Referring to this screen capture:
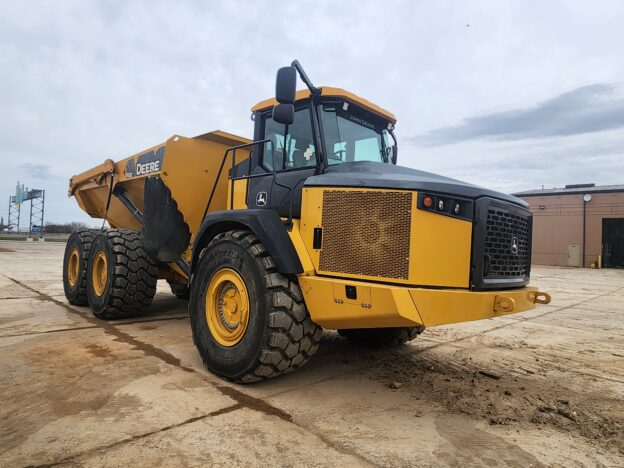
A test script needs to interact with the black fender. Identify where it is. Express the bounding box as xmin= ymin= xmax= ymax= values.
xmin=191 ymin=209 xmax=303 ymax=277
